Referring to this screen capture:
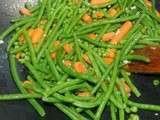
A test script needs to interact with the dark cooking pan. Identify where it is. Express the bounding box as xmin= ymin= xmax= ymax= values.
xmin=0 ymin=0 xmax=160 ymax=120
